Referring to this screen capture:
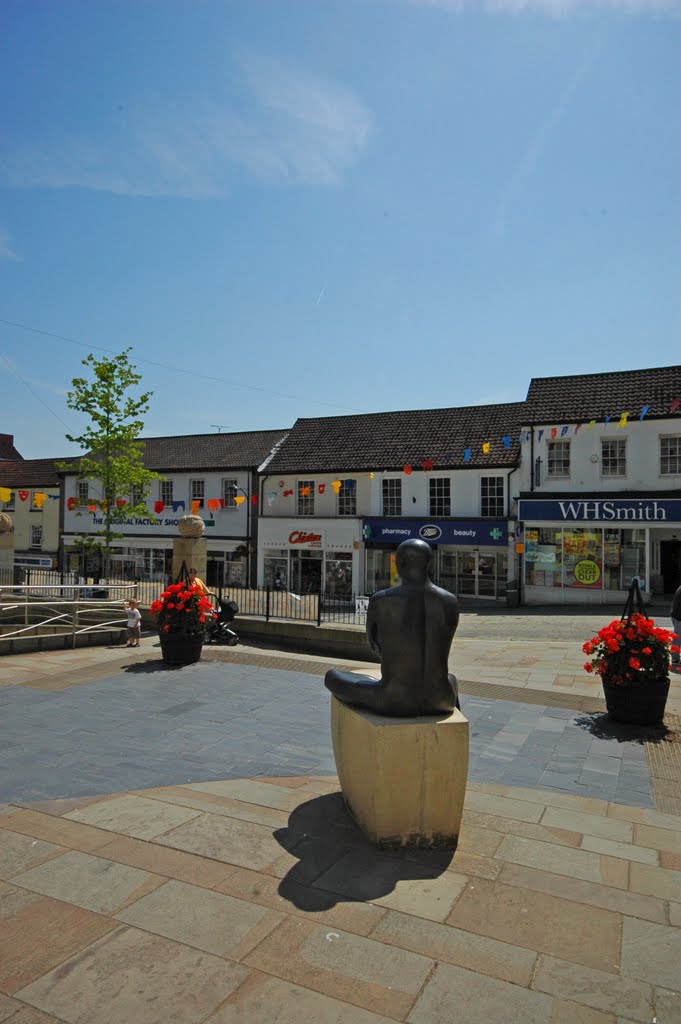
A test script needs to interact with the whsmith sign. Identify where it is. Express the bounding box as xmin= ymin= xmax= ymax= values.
xmin=518 ymin=499 xmax=681 ymax=523
xmin=362 ymin=518 xmax=508 ymax=547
